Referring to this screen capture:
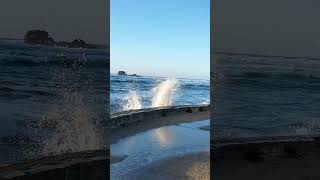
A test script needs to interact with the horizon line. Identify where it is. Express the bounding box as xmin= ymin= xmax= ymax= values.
xmin=215 ymin=50 xmax=320 ymax=60
xmin=0 ymin=37 xmax=109 ymax=47
xmin=110 ymin=72 xmax=209 ymax=80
